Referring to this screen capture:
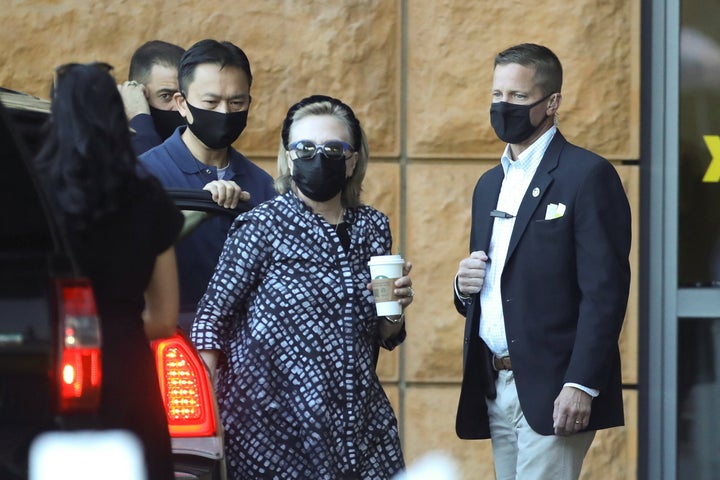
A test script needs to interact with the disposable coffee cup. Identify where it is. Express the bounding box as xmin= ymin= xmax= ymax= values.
xmin=368 ymin=254 xmax=405 ymax=316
